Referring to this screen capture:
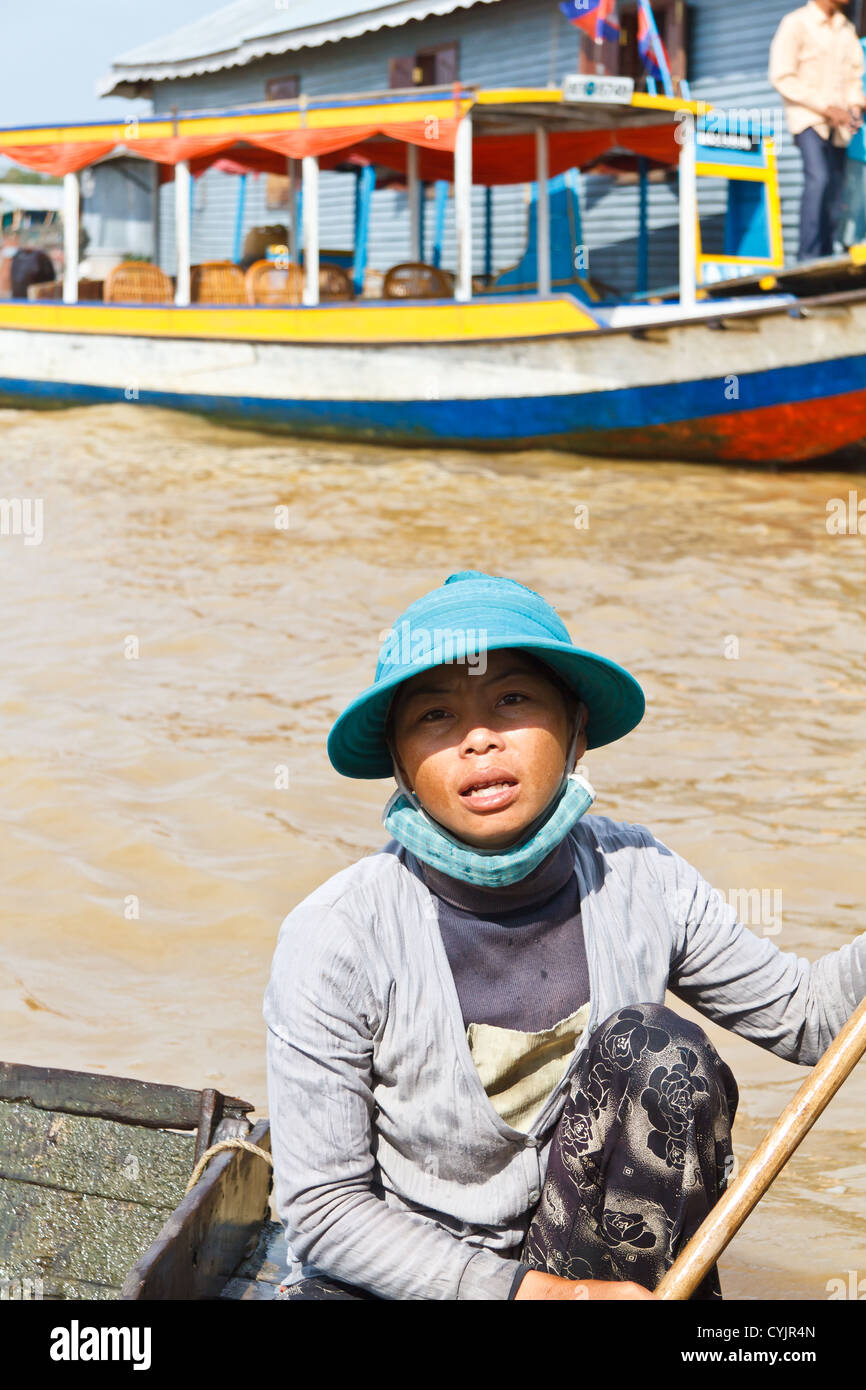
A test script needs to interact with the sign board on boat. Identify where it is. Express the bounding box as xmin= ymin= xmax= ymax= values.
xmin=562 ymin=75 xmax=635 ymax=105
xmin=698 ymin=260 xmax=775 ymax=286
xmin=696 ymin=129 xmax=760 ymax=155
